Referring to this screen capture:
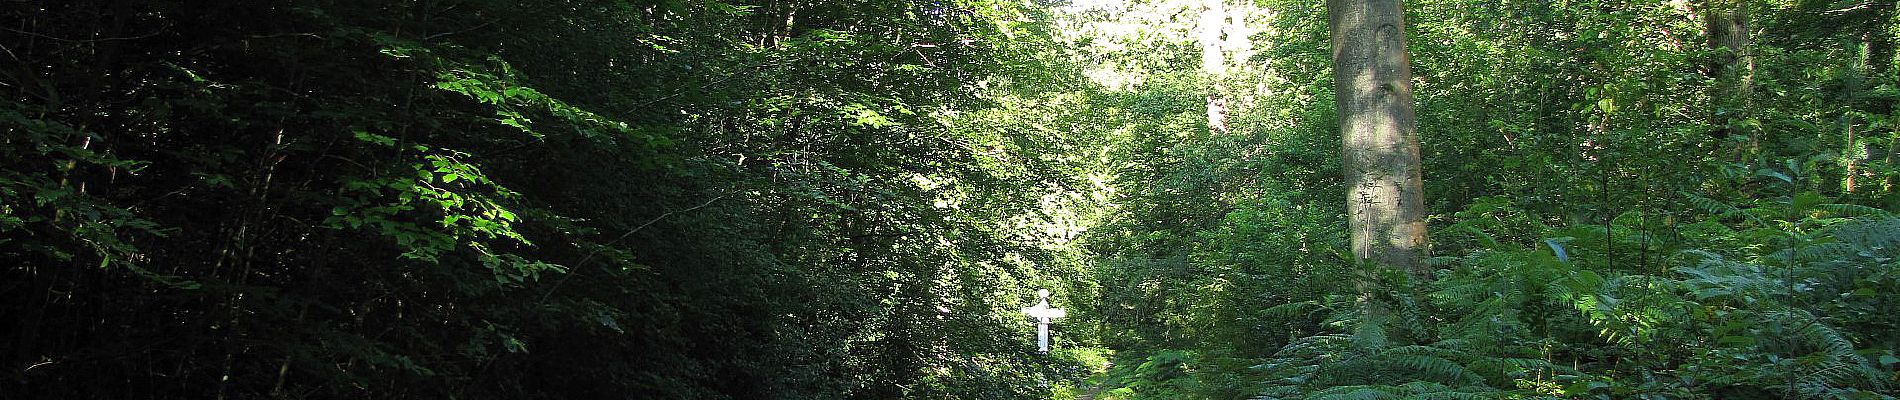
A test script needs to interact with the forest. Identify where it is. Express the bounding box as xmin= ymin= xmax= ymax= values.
xmin=4 ymin=0 xmax=1899 ymax=398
